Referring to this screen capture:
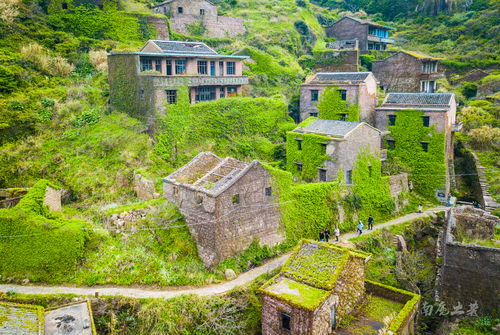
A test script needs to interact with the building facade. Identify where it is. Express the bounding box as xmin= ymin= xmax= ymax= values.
xmin=163 ymin=152 xmax=283 ymax=268
xmin=260 ymin=240 xmax=420 ymax=335
xmin=375 ymin=93 xmax=457 ymax=196
xmin=108 ymin=40 xmax=248 ymax=122
xmin=372 ymin=51 xmax=444 ymax=93
xmin=152 ymin=0 xmax=245 ymax=38
xmin=299 ymin=72 xmax=378 ymax=123
xmin=325 ymin=16 xmax=394 ymax=53
xmin=287 ymin=119 xmax=381 ymax=183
